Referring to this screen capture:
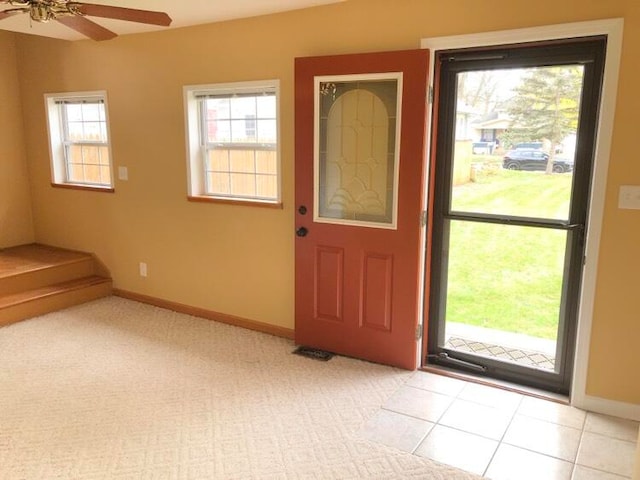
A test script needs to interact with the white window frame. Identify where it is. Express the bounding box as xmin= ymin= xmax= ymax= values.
xmin=44 ymin=90 xmax=114 ymax=191
xmin=183 ymin=80 xmax=281 ymax=206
